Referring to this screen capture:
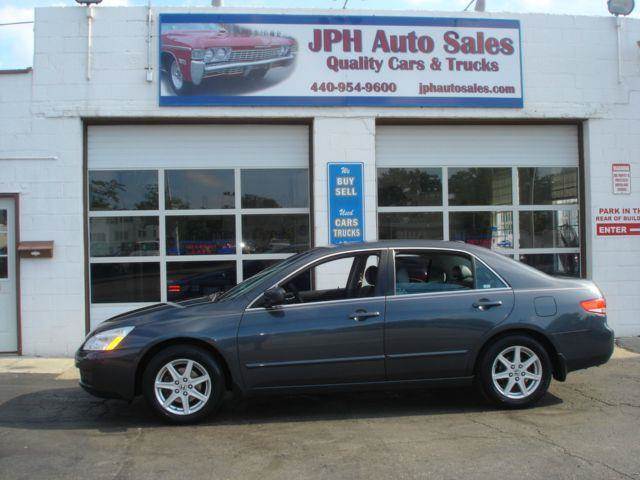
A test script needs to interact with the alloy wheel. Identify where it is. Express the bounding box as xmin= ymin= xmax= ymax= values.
xmin=170 ymin=61 xmax=184 ymax=91
xmin=491 ymin=345 xmax=542 ymax=400
xmin=154 ymin=358 xmax=212 ymax=416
